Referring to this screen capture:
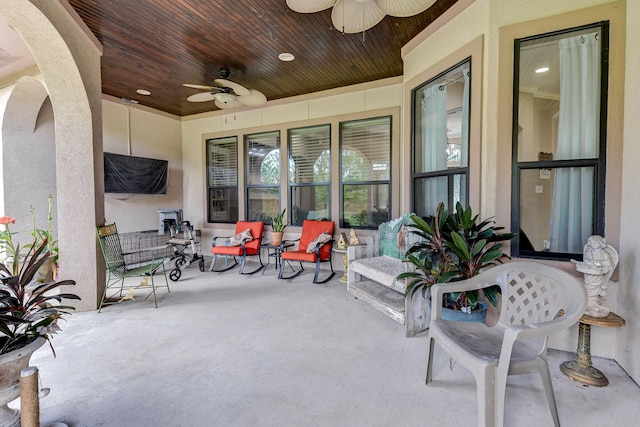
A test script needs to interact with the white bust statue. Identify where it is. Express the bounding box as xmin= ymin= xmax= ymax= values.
xmin=572 ymin=235 xmax=618 ymax=317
